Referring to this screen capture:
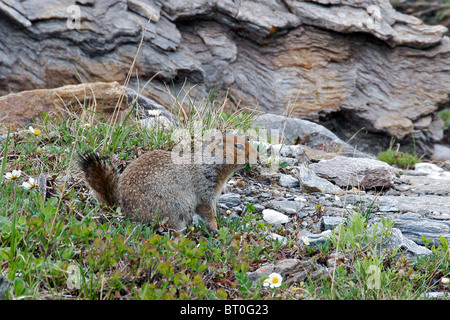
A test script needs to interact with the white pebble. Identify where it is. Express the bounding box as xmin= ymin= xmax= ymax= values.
xmin=262 ymin=209 xmax=289 ymax=225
